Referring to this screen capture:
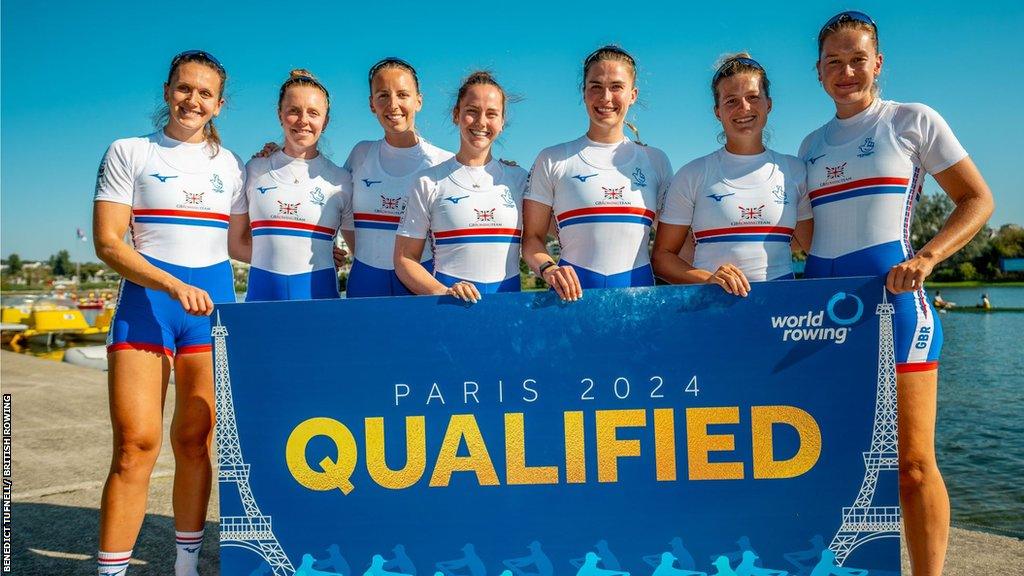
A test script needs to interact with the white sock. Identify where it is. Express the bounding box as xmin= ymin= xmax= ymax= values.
xmin=175 ymin=529 xmax=204 ymax=576
xmin=98 ymin=550 xmax=132 ymax=576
